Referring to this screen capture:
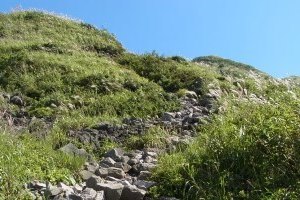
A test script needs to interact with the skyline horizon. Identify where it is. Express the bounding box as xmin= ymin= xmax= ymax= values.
xmin=1 ymin=1 xmax=300 ymax=78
